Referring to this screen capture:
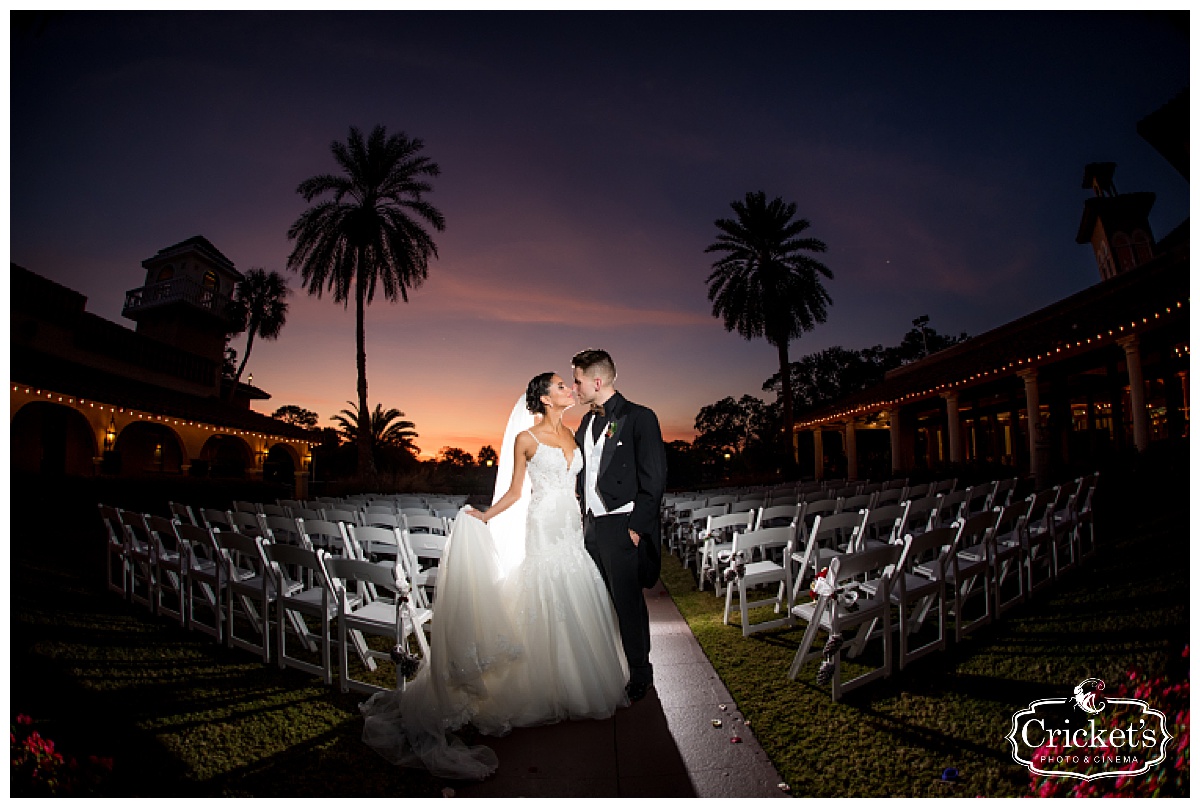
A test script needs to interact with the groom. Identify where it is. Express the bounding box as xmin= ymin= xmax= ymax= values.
xmin=572 ymin=348 xmax=668 ymax=702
